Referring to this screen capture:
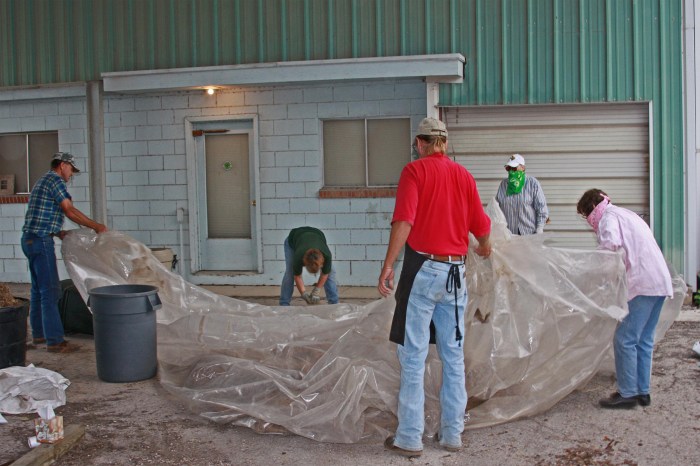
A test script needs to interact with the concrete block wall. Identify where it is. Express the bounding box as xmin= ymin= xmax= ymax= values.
xmin=104 ymin=79 xmax=427 ymax=286
xmin=0 ymin=97 xmax=89 ymax=283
